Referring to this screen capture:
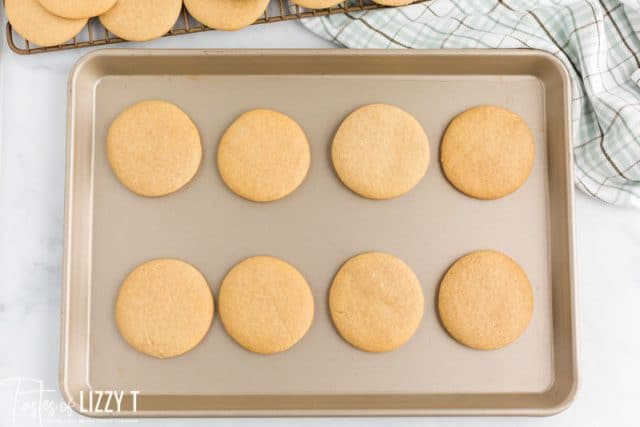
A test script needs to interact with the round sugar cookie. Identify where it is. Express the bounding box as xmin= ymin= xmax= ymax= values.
xmin=291 ymin=0 xmax=343 ymax=9
xmin=217 ymin=109 xmax=310 ymax=202
xmin=438 ymin=250 xmax=534 ymax=350
xmin=372 ymin=0 xmax=415 ymax=5
xmin=116 ymin=259 xmax=214 ymax=358
xmin=38 ymin=0 xmax=118 ymax=19
xmin=107 ymin=100 xmax=202 ymax=197
xmin=331 ymin=104 xmax=430 ymax=200
xmin=99 ymin=0 xmax=182 ymax=42
xmin=5 ymin=0 xmax=86 ymax=47
xmin=184 ymin=0 xmax=270 ymax=31
xmin=218 ymin=256 xmax=314 ymax=354
xmin=329 ymin=252 xmax=424 ymax=352
xmin=440 ymin=105 xmax=535 ymax=200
